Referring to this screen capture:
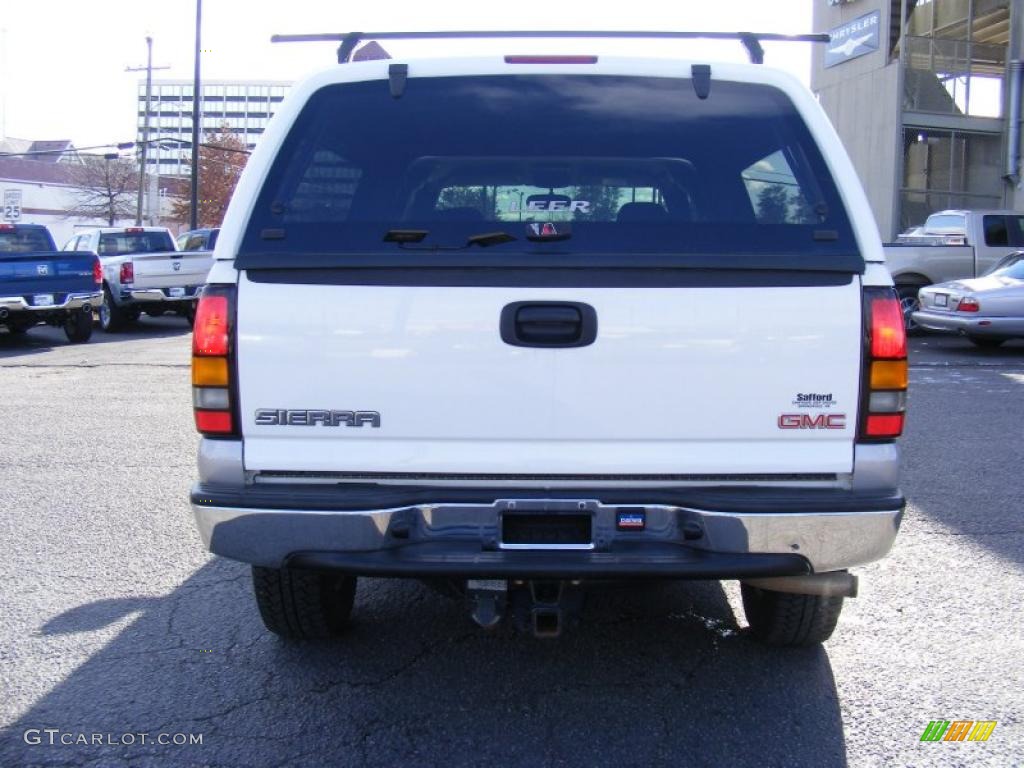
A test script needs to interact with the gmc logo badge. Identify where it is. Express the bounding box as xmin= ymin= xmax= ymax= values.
xmin=778 ymin=413 xmax=847 ymax=430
